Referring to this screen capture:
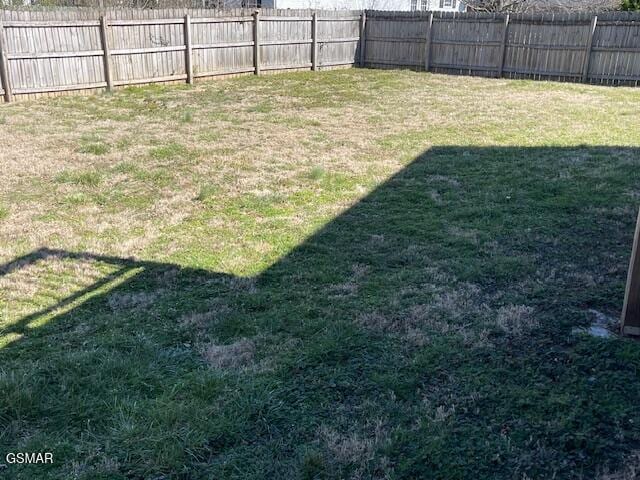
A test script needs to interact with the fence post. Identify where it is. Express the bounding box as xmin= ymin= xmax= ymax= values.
xmin=359 ymin=11 xmax=366 ymax=67
xmin=0 ymin=22 xmax=13 ymax=103
xmin=582 ymin=15 xmax=597 ymax=83
xmin=253 ymin=10 xmax=261 ymax=75
xmin=99 ymin=16 xmax=113 ymax=92
xmin=622 ymin=208 xmax=640 ymax=336
xmin=424 ymin=12 xmax=433 ymax=72
xmin=184 ymin=14 xmax=193 ymax=85
xmin=497 ymin=13 xmax=510 ymax=78
xmin=311 ymin=12 xmax=318 ymax=71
